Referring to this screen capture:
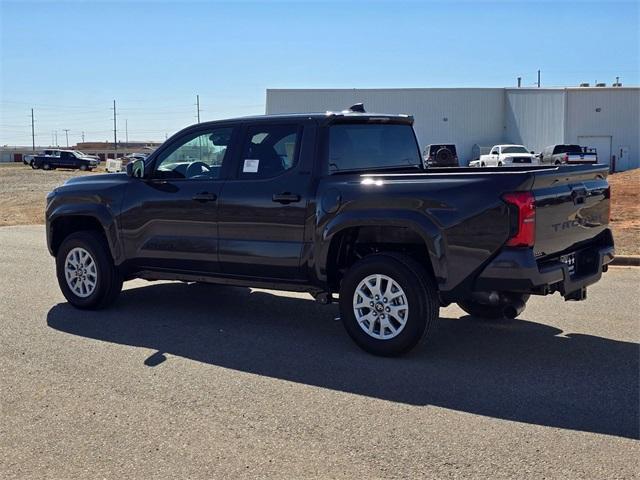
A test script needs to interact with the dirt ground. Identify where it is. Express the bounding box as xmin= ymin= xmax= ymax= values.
xmin=0 ymin=163 xmax=94 ymax=226
xmin=609 ymin=169 xmax=640 ymax=255
xmin=0 ymin=163 xmax=638 ymax=254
